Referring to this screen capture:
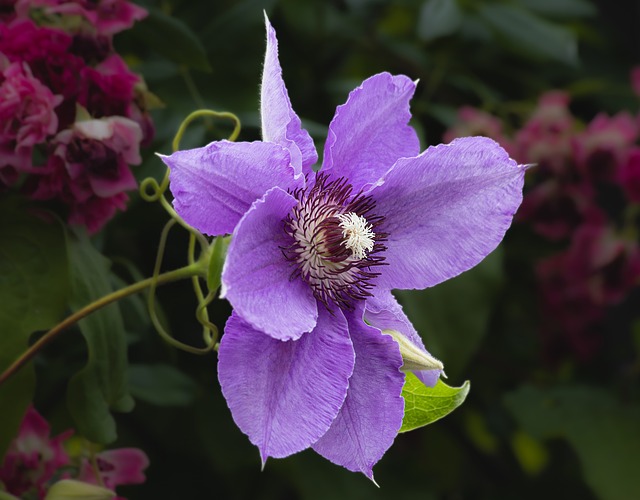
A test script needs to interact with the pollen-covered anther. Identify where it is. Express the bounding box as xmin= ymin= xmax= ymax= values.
xmin=337 ymin=212 xmax=375 ymax=259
